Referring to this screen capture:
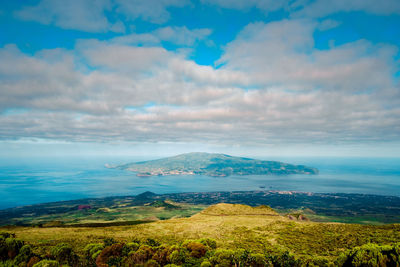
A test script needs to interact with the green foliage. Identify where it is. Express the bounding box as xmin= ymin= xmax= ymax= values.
xmin=198 ymin=238 xmax=217 ymax=249
xmin=32 ymin=260 xmax=59 ymax=267
xmin=14 ymin=244 xmax=33 ymax=265
xmin=96 ymin=243 xmax=124 ymax=267
xmin=129 ymin=244 xmax=153 ymax=264
xmin=184 ymin=241 xmax=208 ymax=258
xmin=146 ymin=238 xmax=161 ymax=247
xmin=249 ymin=253 xmax=270 ymax=267
xmin=122 ymin=242 xmax=139 ymax=256
xmin=269 ymin=251 xmax=301 ymax=267
xmin=103 ymin=237 xmax=117 ymax=247
xmin=210 ymin=249 xmax=235 ymax=266
xmin=200 ymin=260 xmax=212 ymax=267
xmin=0 ymin=237 xmax=24 ymax=260
xmin=338 ymin=242 xmax=400 ymax=267
xmin=0 ymin=233 xmax=14 ymax=240
xmin=50 ymin=242 xmax=77 ymax=265
xmin=145 ymin=259 xmax=160 ymax=267
xmin=83 ymin=243 xmax=104 ymax=266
